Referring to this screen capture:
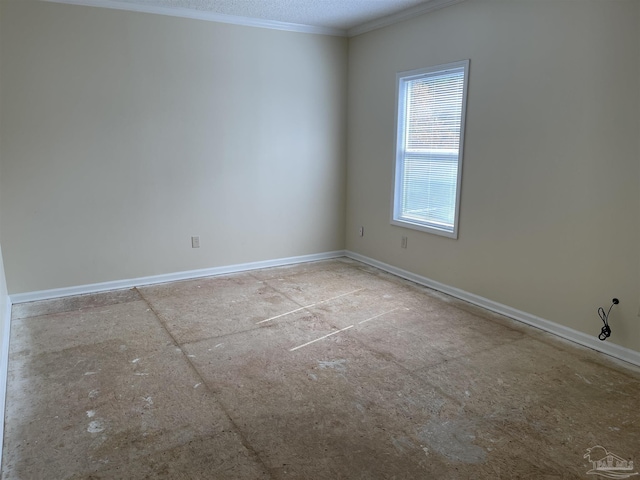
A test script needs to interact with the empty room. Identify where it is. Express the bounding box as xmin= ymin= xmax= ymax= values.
xmin=0 ymin=0 xmax=639 ymax=478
